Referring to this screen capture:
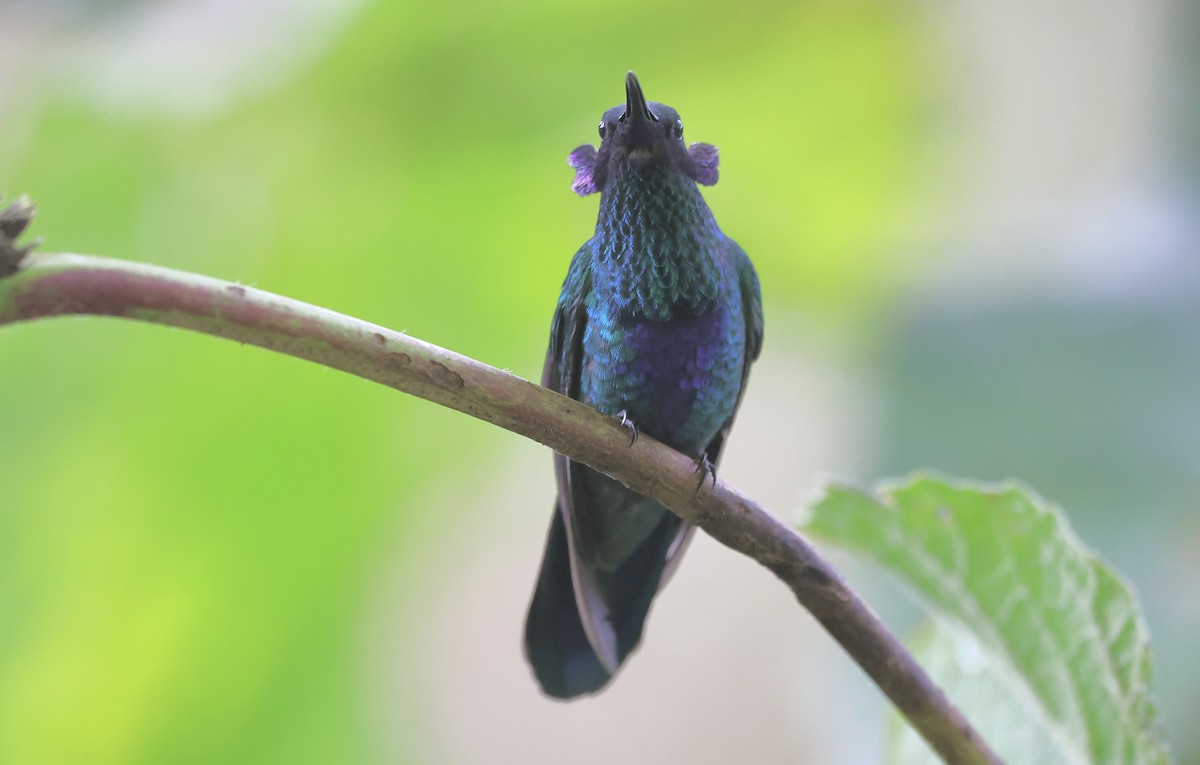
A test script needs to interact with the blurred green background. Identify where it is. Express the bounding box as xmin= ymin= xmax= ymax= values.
xmin=1 ymin=0 xmax=1197 ymax=762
